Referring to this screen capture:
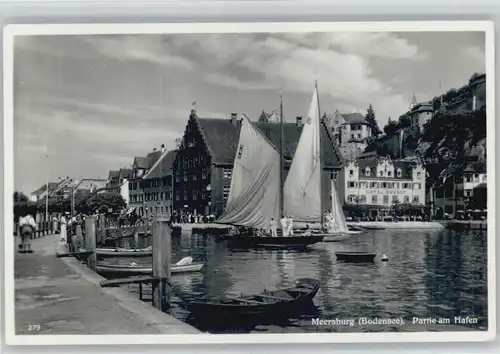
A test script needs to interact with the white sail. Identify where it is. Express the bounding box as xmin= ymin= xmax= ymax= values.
xmin=283 ymin=86 xmax=322 ymax=222
xmin=217 ymin=114 xmax=280 ymax=229
xmin=330 ymin=179 xmax=349 ymax=233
